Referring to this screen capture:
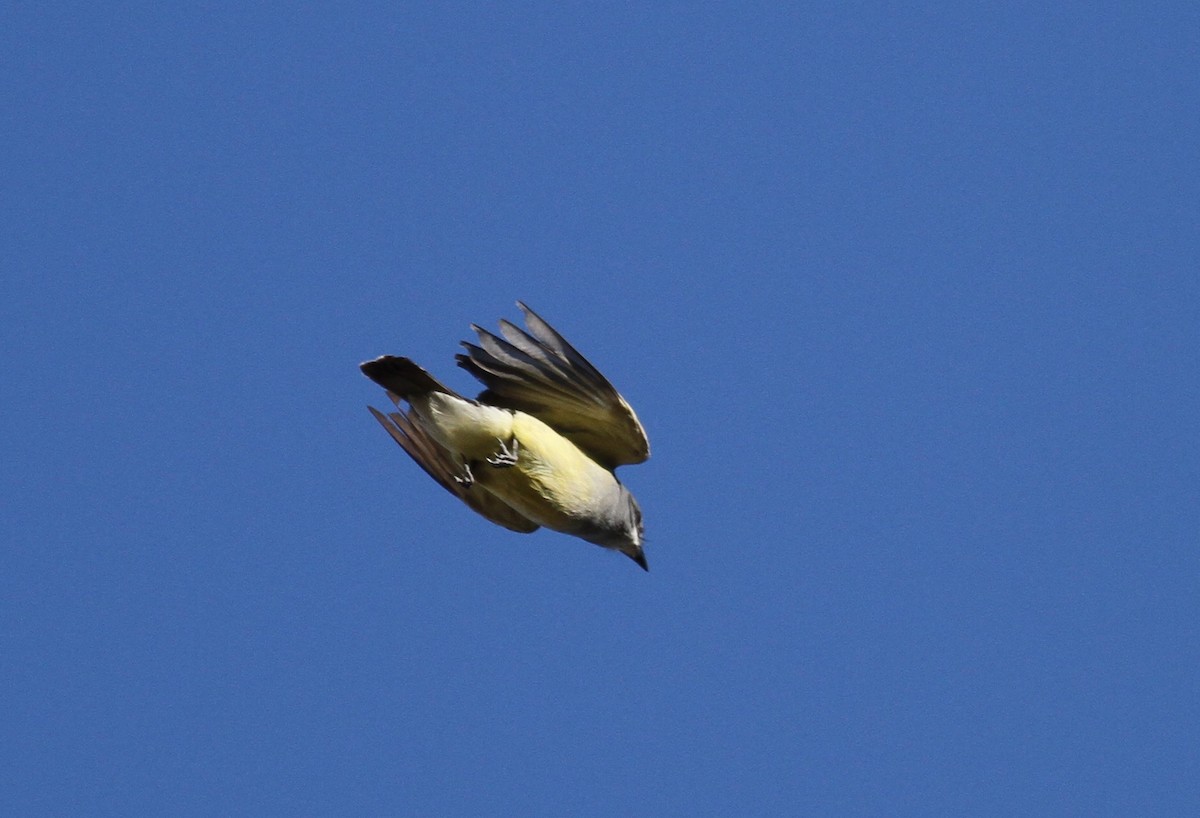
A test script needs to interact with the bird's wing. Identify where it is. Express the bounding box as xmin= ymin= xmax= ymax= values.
xmin=455 ymin=302 xmax=649 ymax=469
xmin=367 ymin=400 xmax=540 ymax=534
